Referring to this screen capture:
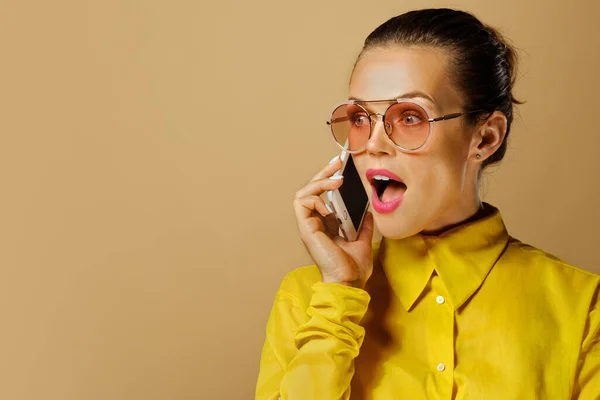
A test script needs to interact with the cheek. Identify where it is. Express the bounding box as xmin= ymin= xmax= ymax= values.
xmin=409 ymin=132 xmax=469 ymax=191
xmin=353 ymin=154 xmax=366 ymax=174
xmin=432 ymin=125 xmax=469 ymax=166
xmin=409 ymin=159 xmax=448 ymax=189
